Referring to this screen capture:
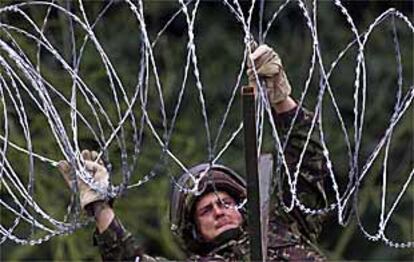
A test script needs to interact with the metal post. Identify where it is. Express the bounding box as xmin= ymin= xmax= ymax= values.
xmin=258 ymin=153 xmax=273 ymax=260
xmin=242 ymin=85 xmax=264 ymax=261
